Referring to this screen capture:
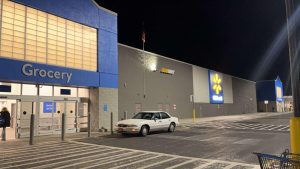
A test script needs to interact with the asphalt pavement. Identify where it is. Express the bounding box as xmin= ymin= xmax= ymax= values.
xmin=76 ymin=112 xmax=291 ymax=165
xmin=0 ymin=112 xmax=292 ymax=168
